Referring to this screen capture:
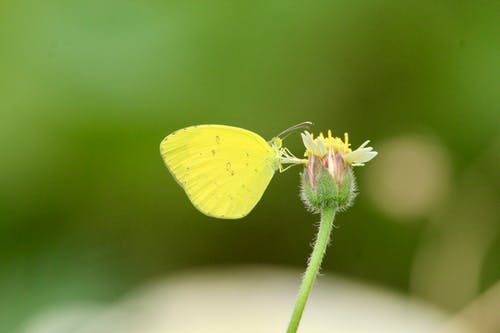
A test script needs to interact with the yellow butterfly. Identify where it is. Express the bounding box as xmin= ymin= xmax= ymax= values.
xmin=160 ymin=123 xmax=310 ymax=219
